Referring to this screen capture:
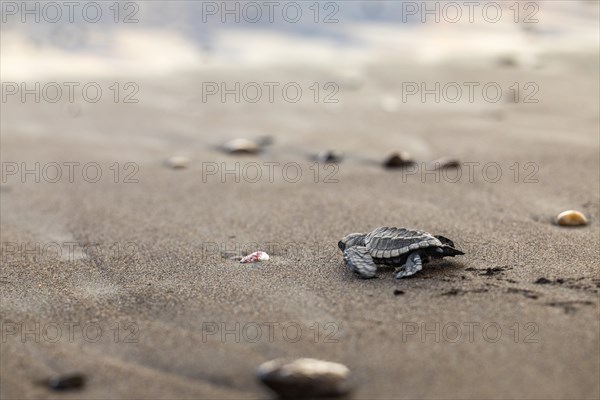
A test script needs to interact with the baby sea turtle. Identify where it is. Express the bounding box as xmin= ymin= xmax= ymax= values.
xmin=338 ymin=227 xmax=464 ymax=279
